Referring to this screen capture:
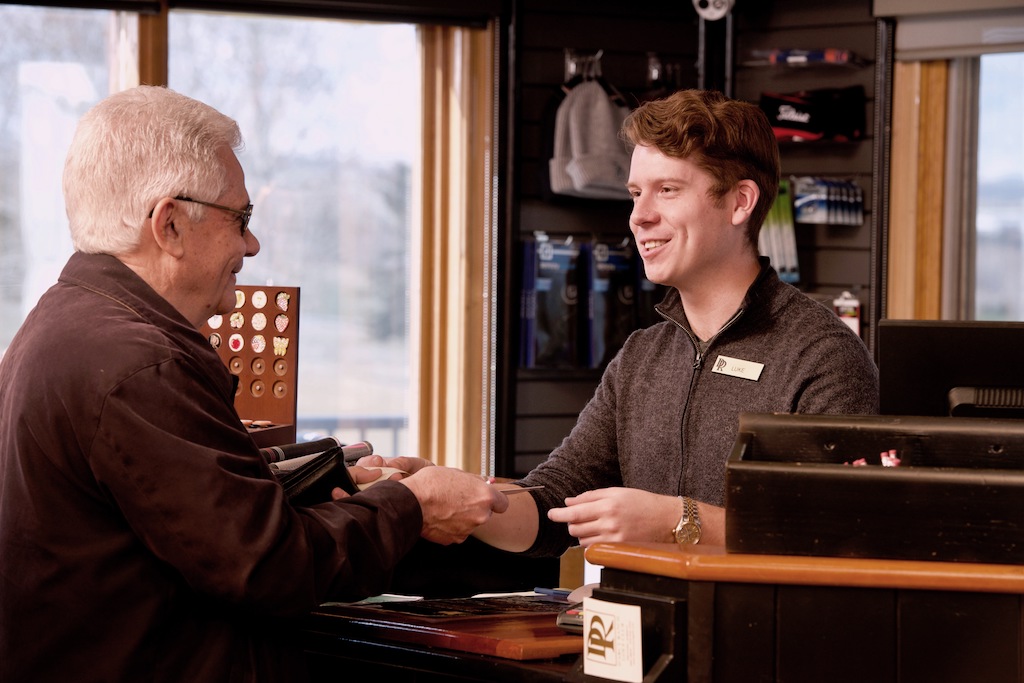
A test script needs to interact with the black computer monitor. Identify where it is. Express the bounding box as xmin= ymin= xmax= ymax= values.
xmin=878 ymin=319 xmax=1024 ymax=418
